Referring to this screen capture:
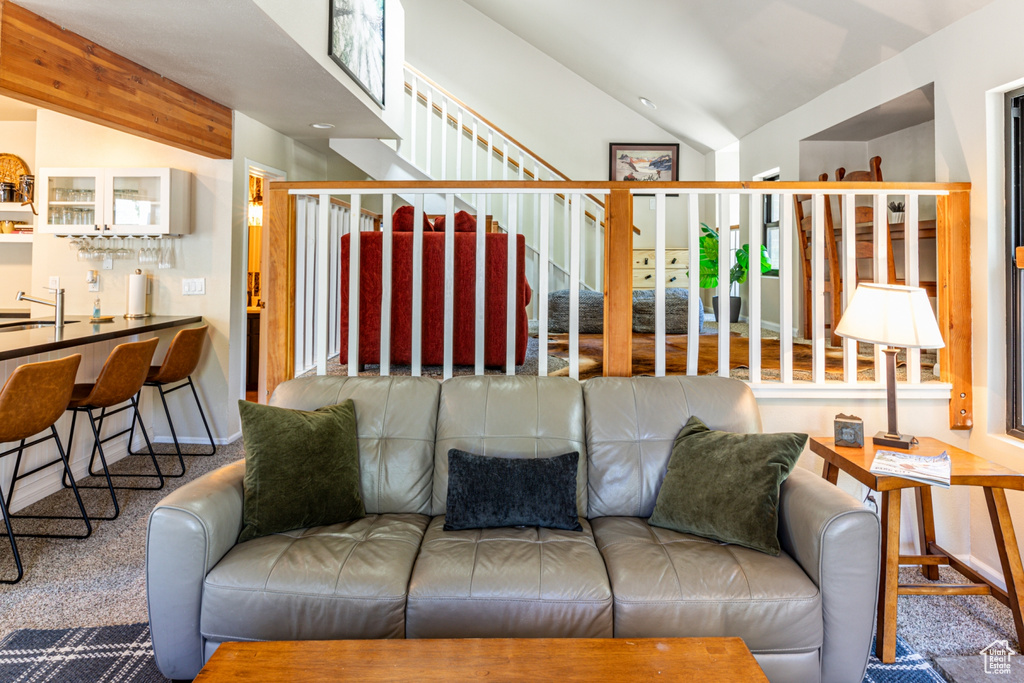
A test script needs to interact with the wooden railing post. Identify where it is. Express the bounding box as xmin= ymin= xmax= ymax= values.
xmin=936 ymin=190 xmax=972 ymax=429
xmin=265 ymin=185 xmax=297 ymax=401
xmin=603 ymin=189 xmax=633 ymax=376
